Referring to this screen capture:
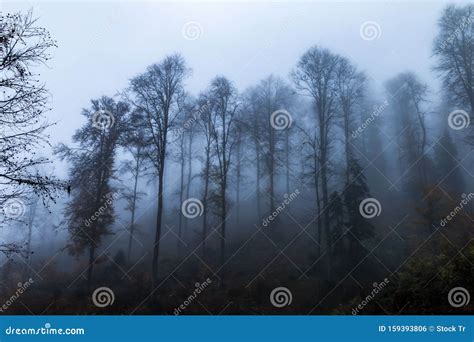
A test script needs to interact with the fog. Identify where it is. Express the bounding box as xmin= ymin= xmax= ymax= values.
xmin=0 ymin=0 xmax=473 ymax=315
